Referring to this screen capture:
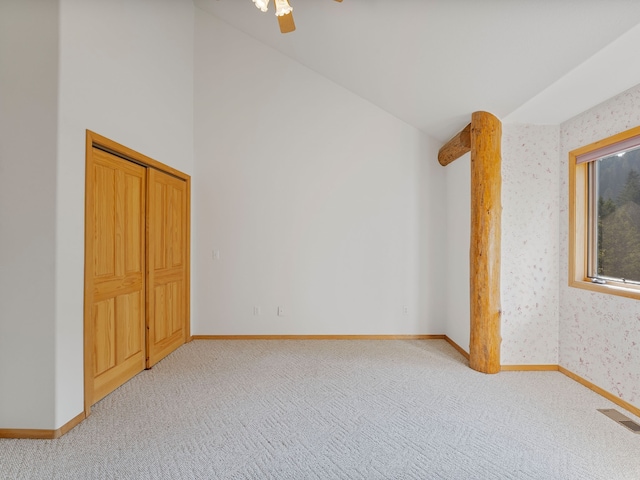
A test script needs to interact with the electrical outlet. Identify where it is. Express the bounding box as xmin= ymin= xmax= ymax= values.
xmin=253 ymin=306 xmax=261 ymax=316
xmin=277 ymin=306 xmax=285 ymax=317
xmin=212 ymin=249 xmax=220 ymax=260
xmin=403 ymin=305 xmax=409 ymax=315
